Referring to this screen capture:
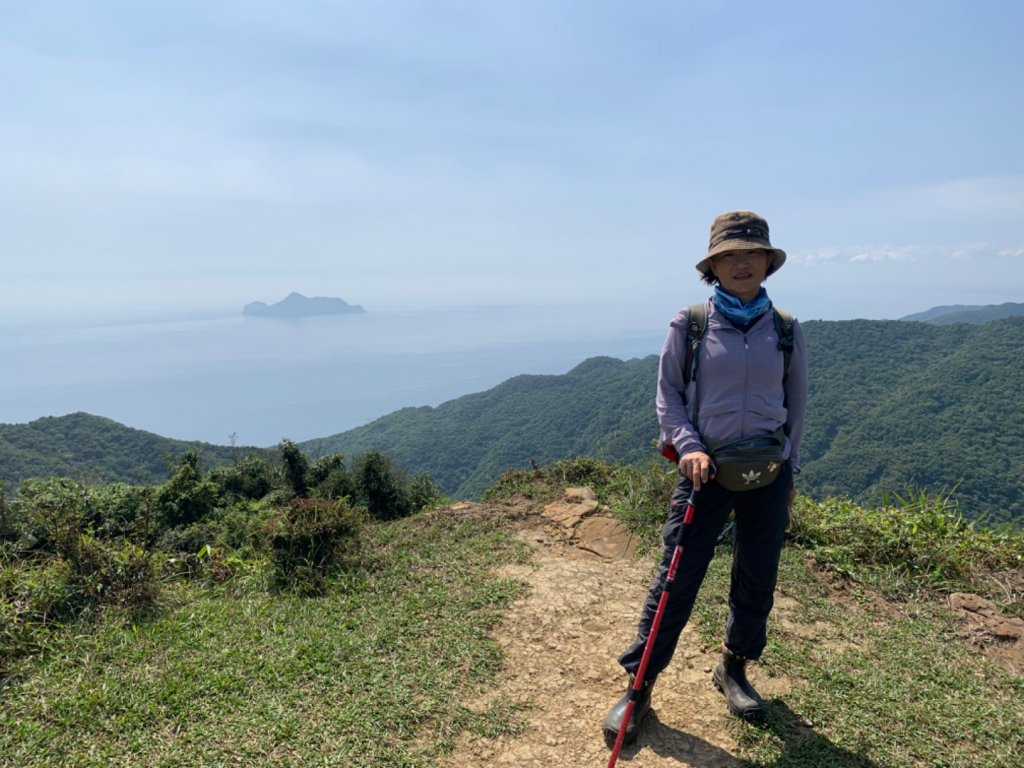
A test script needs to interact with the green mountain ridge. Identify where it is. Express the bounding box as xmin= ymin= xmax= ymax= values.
xmin=0 ymin=412 xmax=263 ymax=487
xmin=899 ymin=301 xmax=1024 ymax=324
xmin=3 ymin=317 xmax=1022 ymax=523
xmin=307 ymin=317 xmax=1024 ymax=522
